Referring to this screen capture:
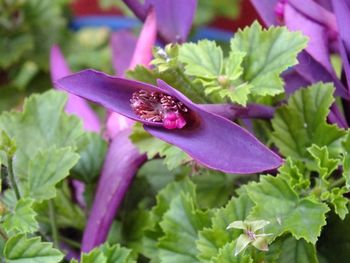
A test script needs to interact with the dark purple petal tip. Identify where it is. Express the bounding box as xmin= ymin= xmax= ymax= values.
xmin=56 ymin=69 xmax=283 ymax=174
